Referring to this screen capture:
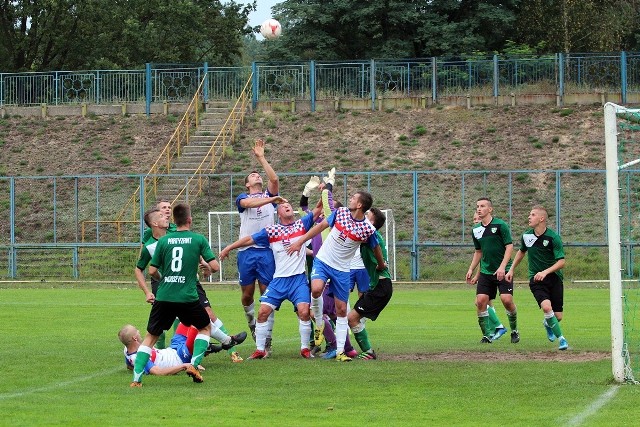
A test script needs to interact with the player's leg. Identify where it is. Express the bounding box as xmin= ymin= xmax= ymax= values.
xmin=249 ymin=281 xmax=282 ymax=359
xmin=327 ymin=268 xmax=351 ymax=361
xmin=542 ymin=275 xmax=567 ymax=350
xmin=487 ymin=301 xmax=507 ymax=340
xmin=131 ymin=302 xmax=171 ymax=386
xmin=290 ymin=273 xmax=313 ymax=358
xmin=349 ymin=277 xmax=393 ymax=360
xmin=237 ymin=250 xmax=258 ymax=338
xmin=475 ymin=274 xmax=494 ymax=342
xmin=256 ymin=251 xmax=276 ymax=353
xmin=498 ymin=279 xmax=519 ymax=343
xmin=310 ymin=259 xmax=331 ymax=345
